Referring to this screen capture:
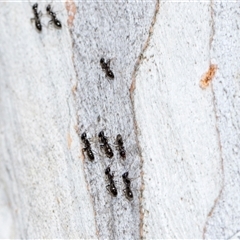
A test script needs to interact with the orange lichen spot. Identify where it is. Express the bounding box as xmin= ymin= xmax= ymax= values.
xmin=200 ymin=64 xmax=217 ymax=89
xmin=67 ymin=132 xmax=72 ymax=149
xmin=65 ymin=0 xmax=77 ymax=27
